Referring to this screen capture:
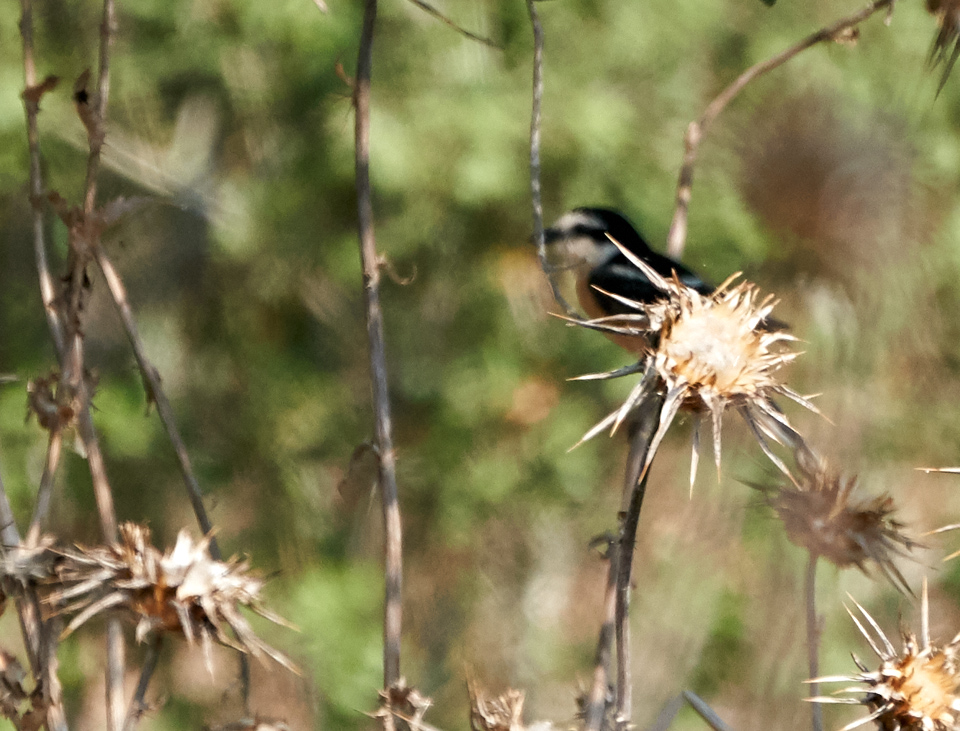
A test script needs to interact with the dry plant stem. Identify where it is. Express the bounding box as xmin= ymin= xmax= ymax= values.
xmin=84 ymin=0 xmax=115 ymax=214
xmin=354 ymin=0 xmax=403 ymax=690
xmin=18 ymin=5 xmax=71 ymax=730
xmin=525 ymin=0 xmax=580 ymax=320
xmin=122 ymin=638 xmax=162 ymax=731
xmin=682 ymin=691 xmax=735 ymax=731
xmin=27 ymin=428 xmax=62 ymax=546
xmin=94 ymin=250 xmax=219 ymax=551
xmin=614 ymin=397 xmax=663 ymax=728
xmin=404 ymin=0 xmax=499 ymax=47
xmin=584 ymin=540 xmax=619 ymax=731
xmin=77 ymin=0 xmax=126 ymax=727
xmin=665 ymin=0 xmax=894 ymax=259
xmin=614 ymin=468 xmax=651 ymax=728
xmin=0 ymin=454 xmax=69 ymax=731
xmin=806 ymin=553 xmax=823 ymax=731
xmin=19 ymin=0 xmax=63 ymax=351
